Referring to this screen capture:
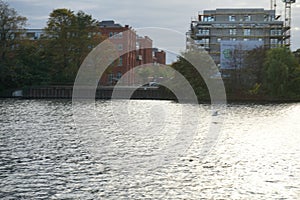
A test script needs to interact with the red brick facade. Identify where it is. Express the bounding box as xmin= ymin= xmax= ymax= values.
xmin=137 ymin=36 xmax=153 ymax=66
xmin=97 ymin=20 xmax=166 ymax=86
xmin=98 ymin=21 xmax=137 ymax=85
xmin=154 ymin=50 xmax=166 ymax=65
